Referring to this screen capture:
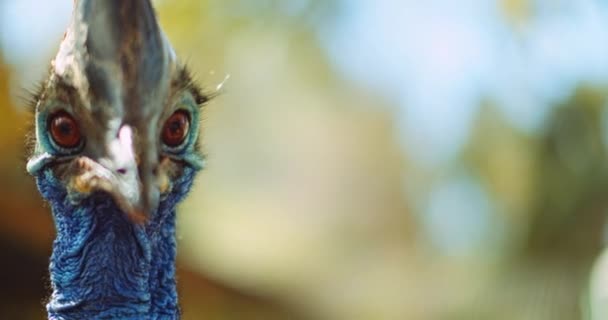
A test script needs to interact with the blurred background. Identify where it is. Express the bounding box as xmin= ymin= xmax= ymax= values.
xmin=1 ymin=0 xmax=608 ymax=319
